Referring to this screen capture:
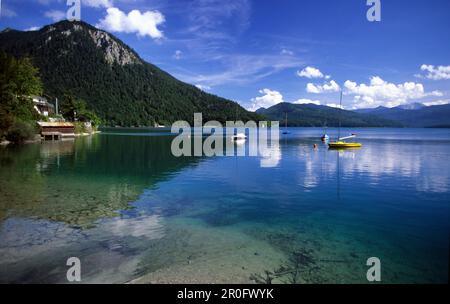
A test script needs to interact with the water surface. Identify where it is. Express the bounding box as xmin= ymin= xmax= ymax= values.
xmin=0 ymin=128 xmax=448 ymax=283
